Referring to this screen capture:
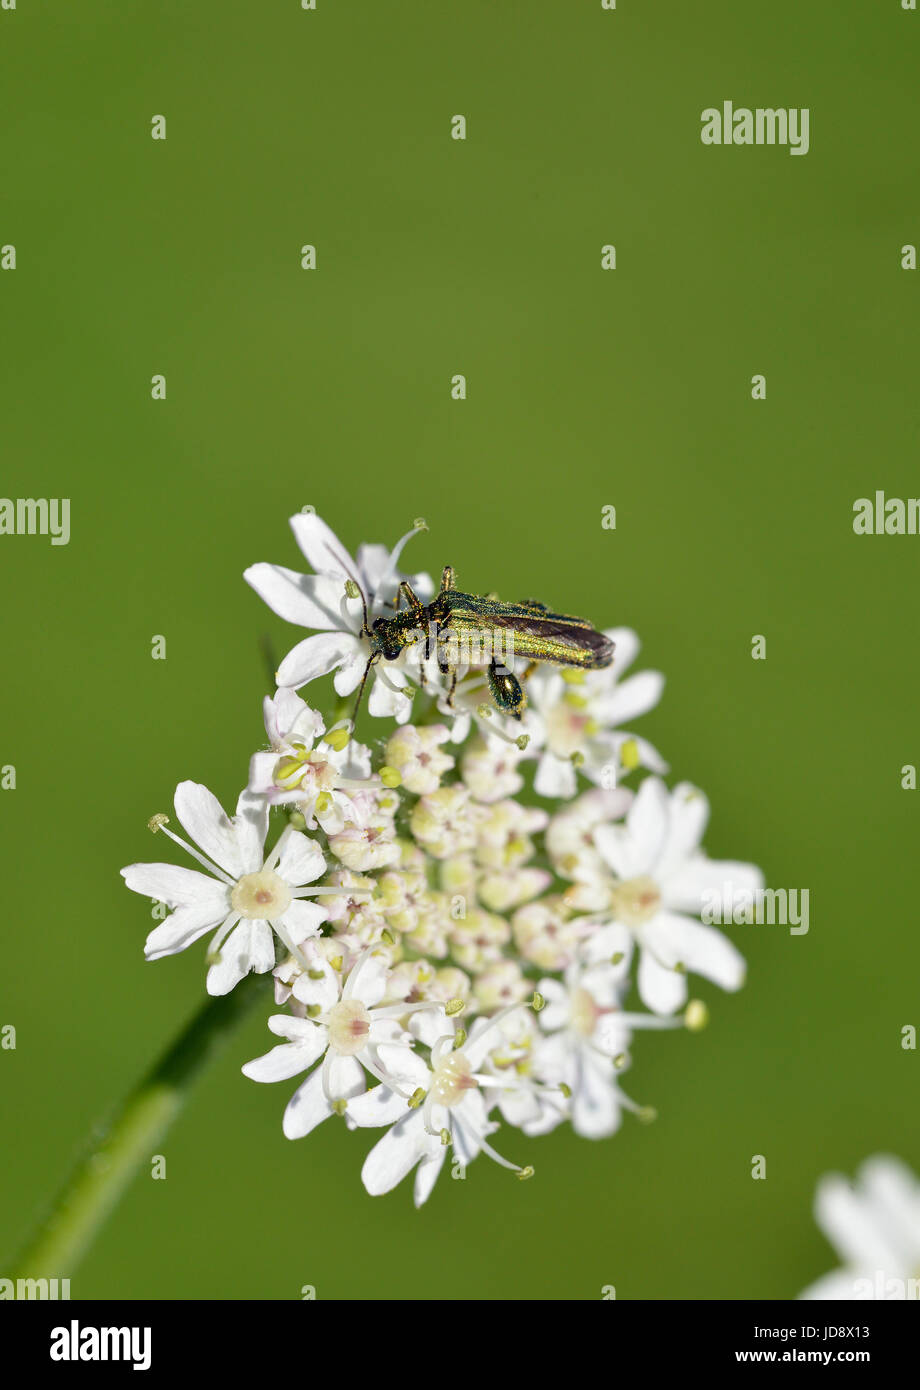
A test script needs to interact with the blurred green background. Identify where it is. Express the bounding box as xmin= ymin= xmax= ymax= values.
xmin=2 ymin=0 xmax=918 ymax=1300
